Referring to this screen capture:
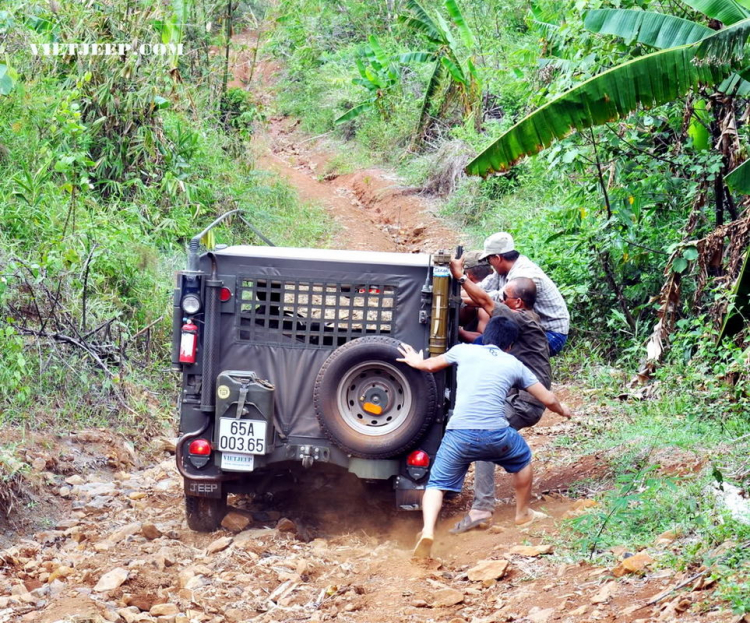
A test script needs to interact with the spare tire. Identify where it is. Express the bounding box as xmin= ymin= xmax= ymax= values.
xmin=314 ymin=336 xmax=438 ymax=459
